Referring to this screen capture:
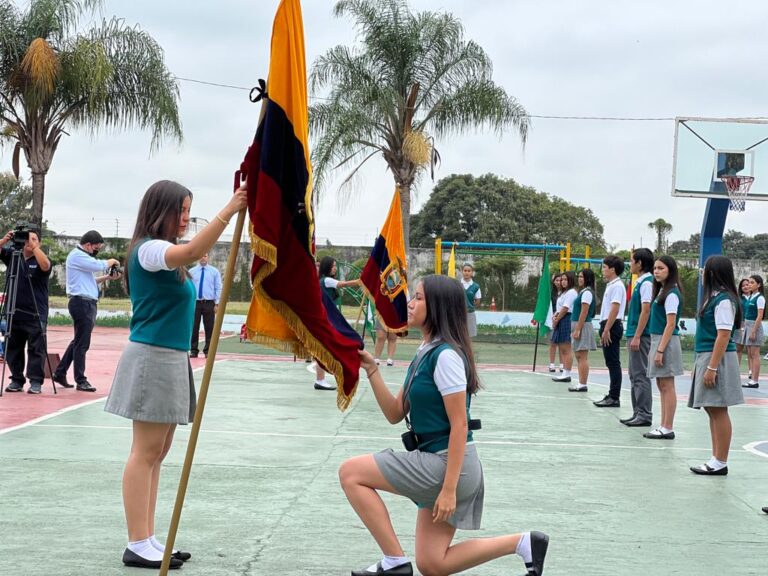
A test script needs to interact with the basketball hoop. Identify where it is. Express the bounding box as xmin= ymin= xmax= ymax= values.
xmin=720 ymin=175 xmax=754 ymax=212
